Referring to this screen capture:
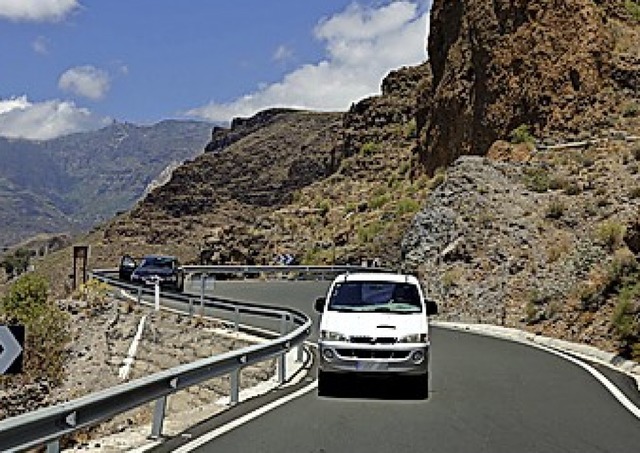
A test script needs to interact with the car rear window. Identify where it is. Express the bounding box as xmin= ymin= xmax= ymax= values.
xmin=141 ymin=257 xmax=174 ymax=268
